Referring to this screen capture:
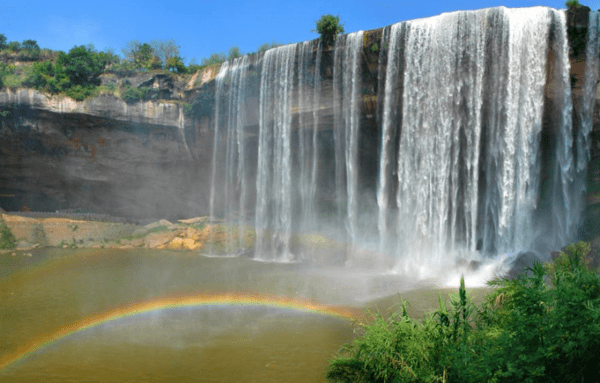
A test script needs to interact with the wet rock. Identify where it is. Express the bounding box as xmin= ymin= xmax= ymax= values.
xmin=505 ymin=251 xmax=542 ymax=279
xmin=144 ymin=220 xmax=175 ymax=230
xmin=132 ymin=227 xmax=150 ymax=237
xmin=467 ymin=260 xmax=482 ymax=273
xmin=177 ymin=216 xmax=208 ymax=225
xmin=144 ymin=231 xmax=177 ymax=248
